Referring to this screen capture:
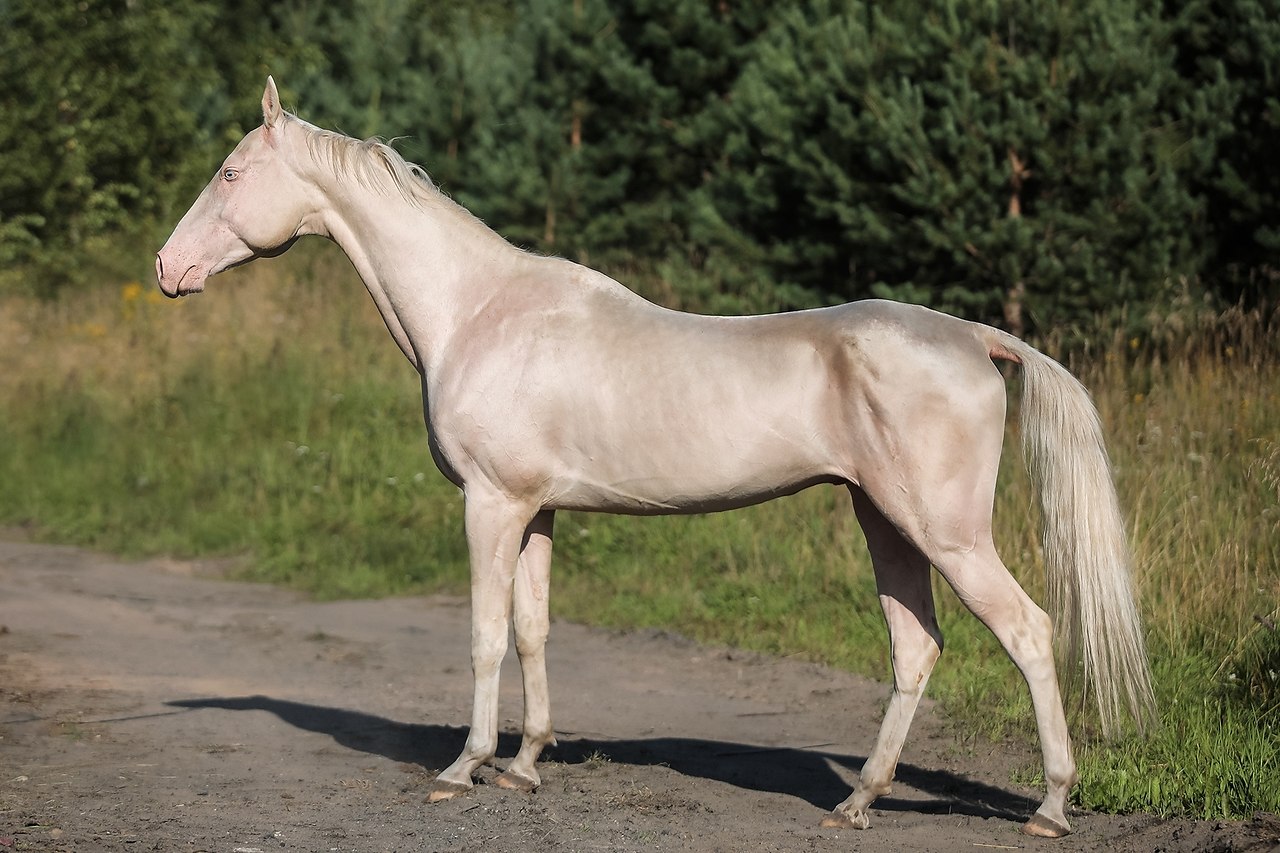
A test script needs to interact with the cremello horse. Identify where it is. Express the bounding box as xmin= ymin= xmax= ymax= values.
xmin=158 ymin=80 xmax=1154 ymax=837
